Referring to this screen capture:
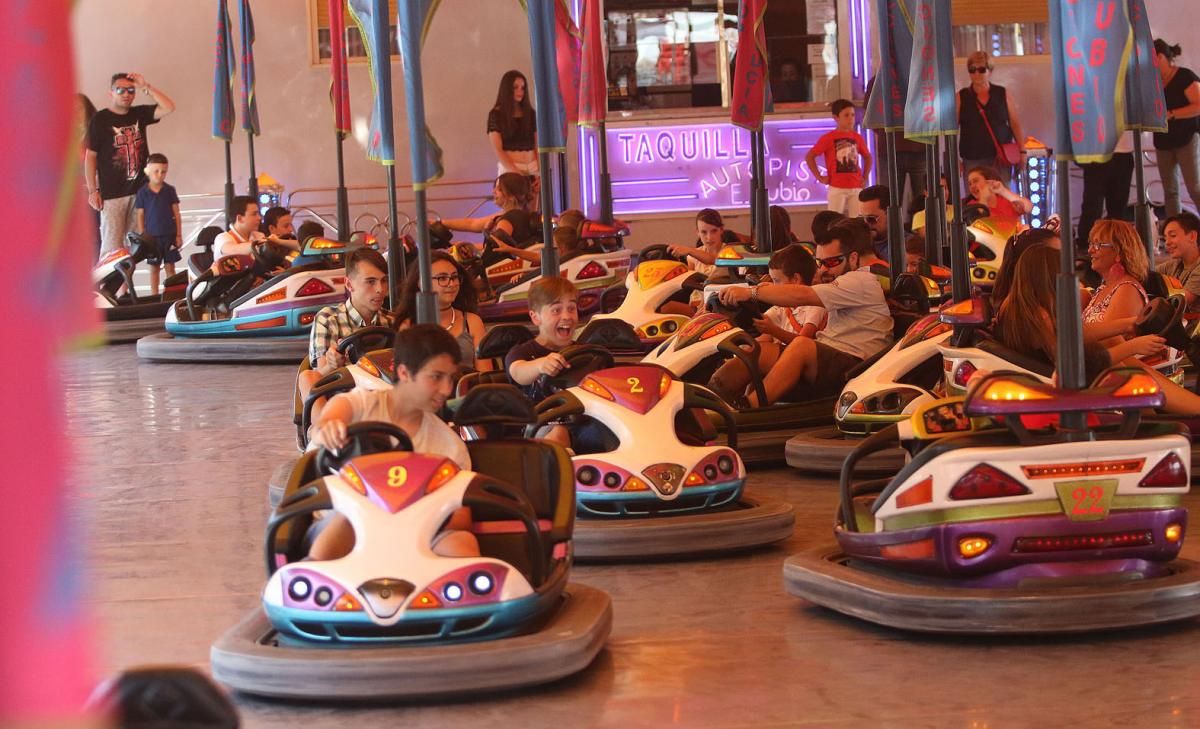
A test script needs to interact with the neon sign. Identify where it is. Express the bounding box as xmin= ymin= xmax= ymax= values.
xmin=581 ymin=118 xmax=850 ymax=216
xmin=574 ymin=0 xmax=874 ymax=217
